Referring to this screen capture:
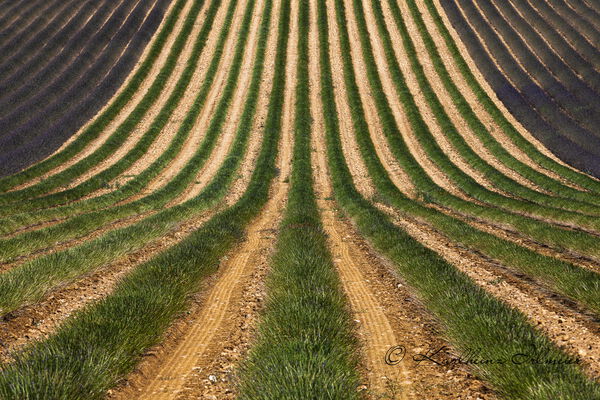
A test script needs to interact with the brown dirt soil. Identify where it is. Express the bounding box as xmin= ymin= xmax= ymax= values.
xmin=430 ymin=203 xmax=600 ymax=273
xmin=172 ymin=0 xmax=265 ymax=204
xmin=377 ymin=202 xmax=600 ymax=381
xmin=0 ymin=211 xmax=154 ymax=274
xmin=331 ymin=0 xmax=600 ymax=276
xmin=339 ymin=0 xmax=600 ymax=248
xmin=111 ymin=0 xmax=254 ymax=200
xmin=0 ymin=206 xmax=217 ymax=363
xmin=311 ymin=4 xmax=495 ymax=398
xmin=11 ymin=0 xmax=188 ymax=192
xmin=427 ymin=0 xmax=599 ymax=185
xmin=0 ymin=0 xmax=271 ymax=279
xmin=326 ymin=0 xmax=417 ymax=200
xmin=0 ymin=0 xmax=252 ymax=270
xmin=128 ymin=182 xmax=287 ymax=400
xmin=106 ymin=0 xmax=291 ymax=397
xmin=2 ymin=0 xmax=249 ymax=228
xmin=0 ymin=83 xmax=268 ymax=365
xmin=0 ymin=0 xmax=252 ymax=249
xmin=71 ymin=0 xmax=242 ymax=201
